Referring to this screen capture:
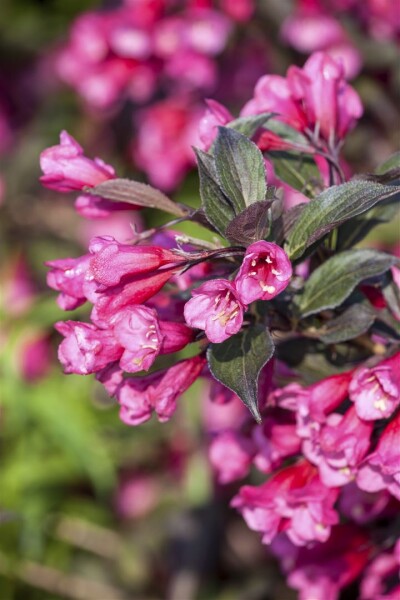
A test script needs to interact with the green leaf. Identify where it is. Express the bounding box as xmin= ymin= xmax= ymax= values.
xmin=214 ymin=127 xmax=267 ymax=212
xmin=225 ymin=200 xmax=272 ymax=246
xmin=207 ymin=325 xmax=274 ymax=423
xmin=298 ymin=249 xmax=398 ymax=317
xmin=88 ymin=178 xmax=188 ymax=217
xmin=268 ymin=150 xmax=321 ymax=195
xmin=304 ymin=302 xmax=376 ymax=343
xmin=286 ymin=180 xmax=400 ymax=260
xmin=337 ymin=197 xmax=400 ymax=249
xmin=227 ymin=112 xmax=274 ymax=138
xmin=194 ymin=148 xmax=235 ymax=236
